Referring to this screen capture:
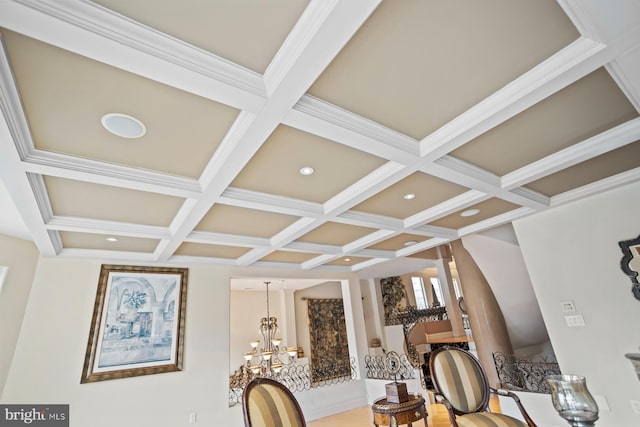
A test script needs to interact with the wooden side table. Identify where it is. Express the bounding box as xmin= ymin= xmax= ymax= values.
xmin=371 ymin=393 xmax=427 ymax=427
